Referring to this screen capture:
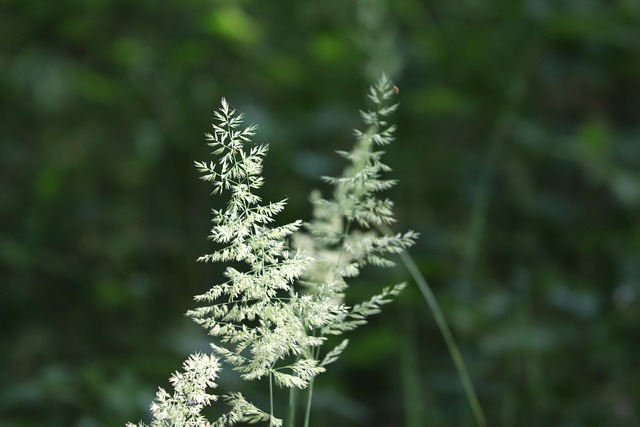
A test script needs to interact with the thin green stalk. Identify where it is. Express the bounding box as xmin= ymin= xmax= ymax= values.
xmin=402 ymin=250 xmax=487 ymax=427
xmin=288 ymin=387 xmax=297 ymax=427
xmin=303 ymin=376 xmax=315 ymax=427
xmin=378 ymin=224 xmax=487 ymax=427
xmin=301 ymin=331 xmax=323 ymax=427
xmin=269 ymin=372 xmax=275 ymax=427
